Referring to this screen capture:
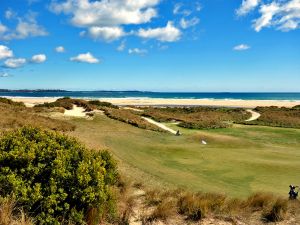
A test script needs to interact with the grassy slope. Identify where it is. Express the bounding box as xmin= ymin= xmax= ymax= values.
xmin=68 ymin=114 xmax=300 ymax=198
